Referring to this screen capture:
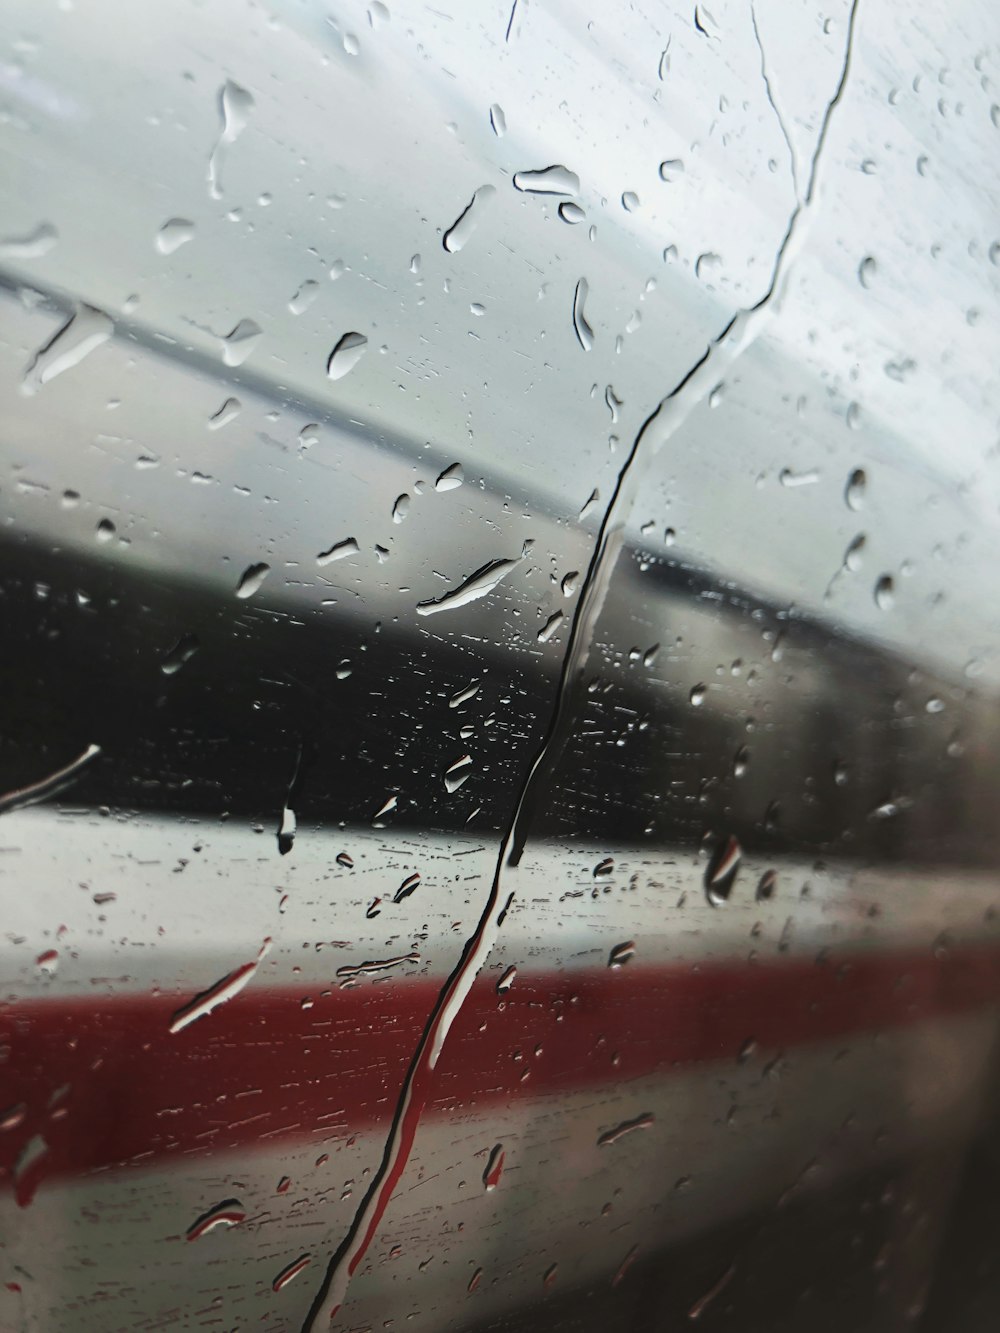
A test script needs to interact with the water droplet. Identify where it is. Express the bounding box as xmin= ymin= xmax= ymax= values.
xmin=368 ymin=1 xmax=390 ymax=26
xmin=393 ymin=872 xmax=420 ymax=903
xmin=172 ymin=933 xmax=272 ymax=1034
xmin=621 ymin=191 xmax=639 ymax=212
xmin=336 ymin=852 xmax=354 ymax=869
xmin=874 ymin=574 xmax=895 ymax=610
xmin=449 ymin=681 xmax=480 ymax=708
xmin=468 ymin=1268 xmax=483 ymax=1294
xmin=694 ymin=4 xmax=720 ymax=39
xmin=273 ymin=1255 xmax=312 ymax=1292
xmin=442 ymin=184 xmax=496 ymax=253
xmin=844 ymin=467 xmax=867 ymax=510
xmin=779 ymin=467 xmax=820 ymax=487
xmin=708 ymin=383 xmax=724 ymax=409
xmin=689 ymin=683 xmax=706 ymax=707
xmin=477 ymin=1142 xmax=506 ymax=1192
xmin=235 ymin=561 xmax=270 ymax=599
xmin=171 ymin=939 xmax=271 ymax=1032
xmin=0 ymin=743 xmax=100 ymax=817
xmin=870 ymin=798 xmax=901 ymax=820
xmin=597 ymin=1111 xmax=654 ymax=1146
xmin=371 ymin=794 xmax=398 ymax=827
xmin=11 ymin=1133 xmax=48 ymax=1205
xmin=186 ymin=1199 xmax=247 ymax=1240
xmin=989 ymin=241 xmax=1000 ymax=267
xmin=858 ymin=255 xmax=877 ymax=288
xmin=222 ymin=318 xmax=262 ymax=367
xmin=695 ymin=252 xmax=721 ymax=281
xmin=608 ymin=940 xmax=635 ymax=968
xmin=317 ymin=537 xmax=359 ymax=565
xmin=884 ymin=357 xmax=916 ymax=383
xmin=392 ymin=493 xmax=410 ymax=523
xmin=208 ymin=396 xmax=241 ymax=430
xmin=22 ymin=304 xmax=113 ymax=394
xmin=605 ymin=384 xmax=623 ymax=421
xmin=489 ymin=103 xmax=506 ymax=136
xmin=327 ymin=331 xmax=367 ymax=379
xmin=846 ymin=401 xmax=861 ymax=430
xmin=663 ymin=243 xmax=678 ymax=263
xmin=496 ymin=965 xmax=517 ymax=994
xmin=537 ymin=610 xmax=563 ymax=643
xmin=756 ymin=869 xmax=776 ymax=901
xmin=417 ymin=546 xmax=529 ymax=617
xmin=688 ymin=1264 xmax=736 ymax=1320
xmin=561 ymin=570 xmax=579 ymax=597
xmin=613 ymin=1245 xmax=639 ymax=1289
xmin=737 ymin=1037 xmax=757 ymax=1064
xmin=558 ymin=201 xmax=586 ymax=225
xmin=95 ymin=517 xmax=116 ymax=543
xmin=337 ymin=950 xmax=420 ymax=985
xmin=579 ymin=488 xmax=600 ymax=521
xmin=705 ymin=835 xmax=741 ymax=905
xmin=277 ymin=804 xmax=296 ymax=856
xmin=435 ymin=462 xmax=464 ymax=491
xmin=444 ymin=754 xmax=473 ymax=793
xmin=593 ymin=857 xmax=614 ymax=879
xmin=289 ymin=279 xmax=320 ymax=315
xmin=161 ymin=633 xmax=200 ymax=675
xmin=572 ymin=277 xmax=594 ymax=351
xmin=35 ymin=949 xmax=59 ymax=976
xmin=658 ymin=159 xmax=684 ymax=182
xmin=842 ymin=533 xmax=866 ymax=573
xmin=155 ymin=218 xmax=195 ymax=255
xmin=329 ymin=258 xmax=346 ymax=280
xmin=512 ymin=164 xmax=579 ymax=196
xmin=208 ymin=80 xmax=254 ymax=199
xmin=0 ymin=222 xmax=58 ymax=259
xmin=733 ymin=745 xmax=749 ymax=777
xmin=0 ymin=1104 xmax=26 ymax=1132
